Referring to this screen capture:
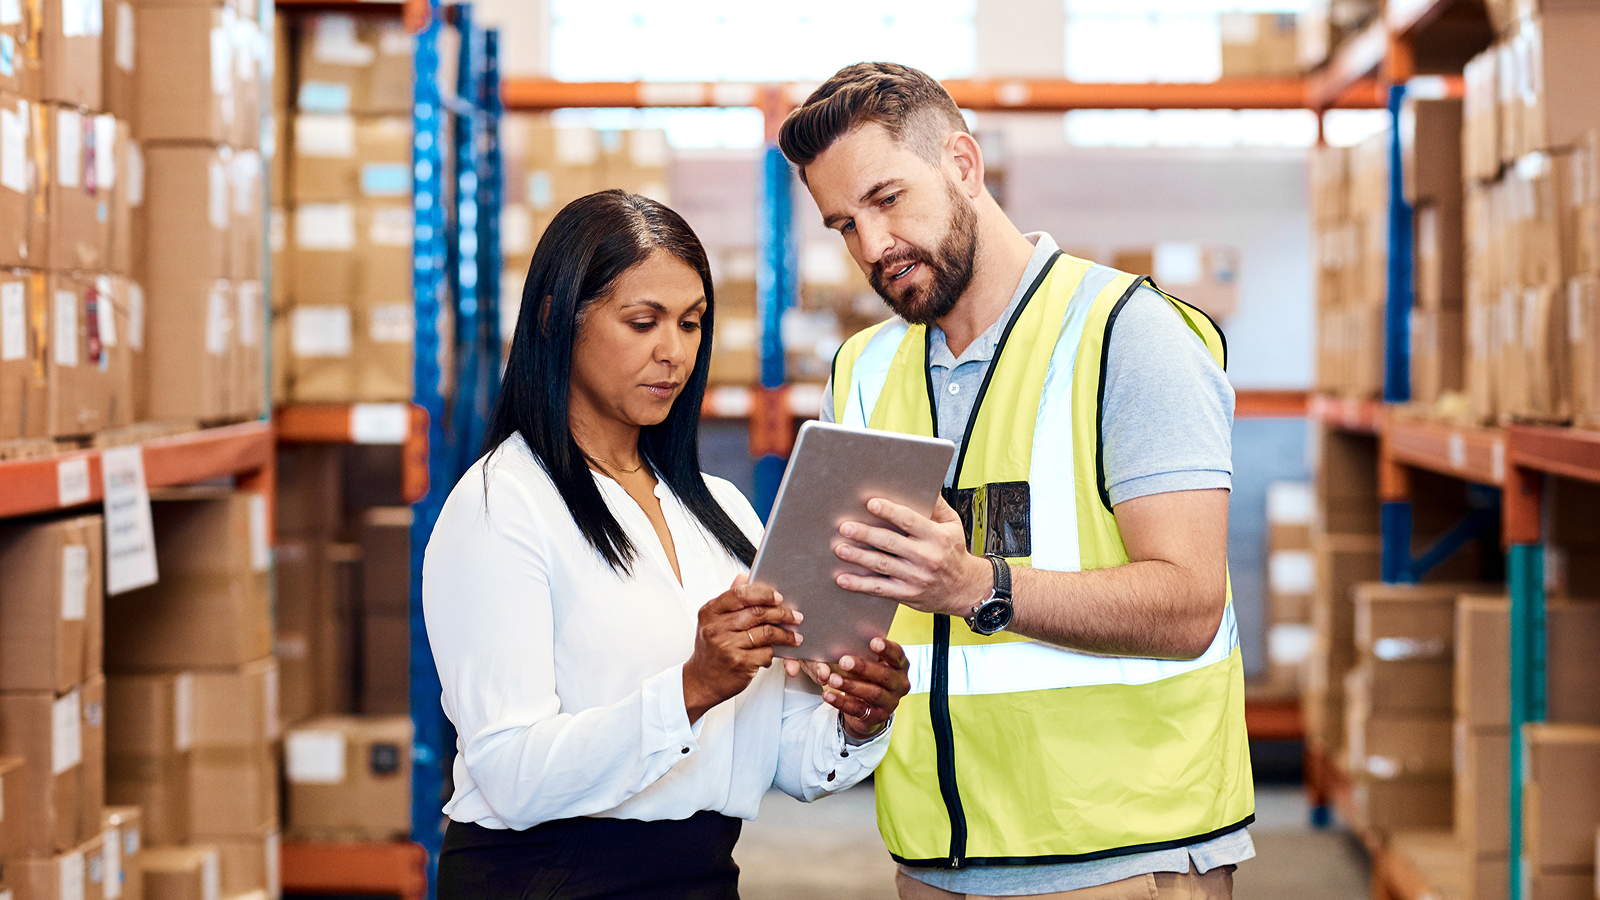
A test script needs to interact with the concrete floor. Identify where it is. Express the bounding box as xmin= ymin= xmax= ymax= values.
xmin=733 ymin=783 xmax=1371 ymax=899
